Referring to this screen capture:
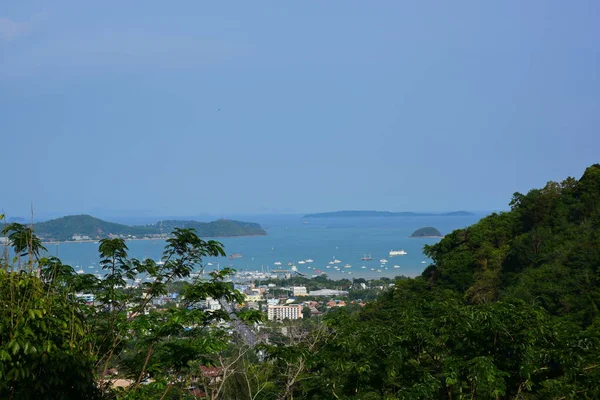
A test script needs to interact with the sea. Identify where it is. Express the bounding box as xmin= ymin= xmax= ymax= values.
xmin=38 ymin=214 xmax=485 ymax=280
